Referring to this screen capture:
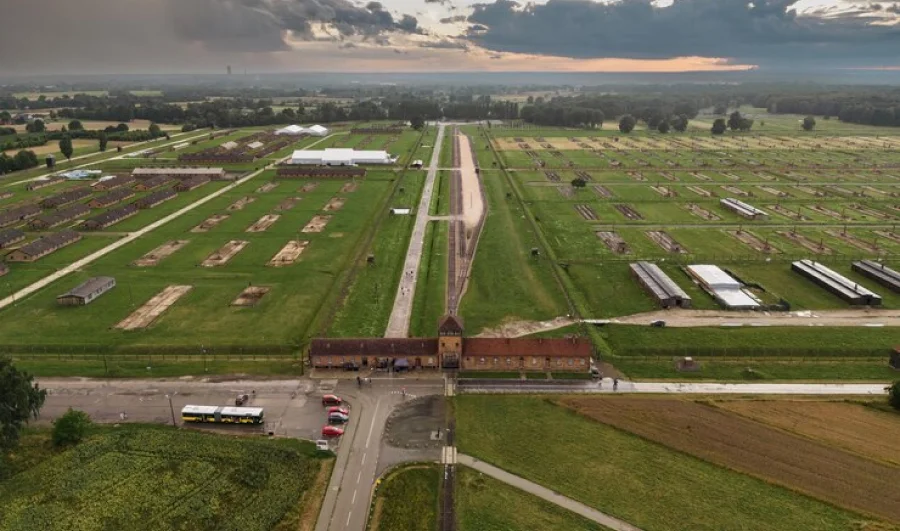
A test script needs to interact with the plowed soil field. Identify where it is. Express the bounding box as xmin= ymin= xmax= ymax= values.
xmin=560 ymin=397 xmax=900 ymax=523
xmin=716 ymin=400 xmax=900 ymax=466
